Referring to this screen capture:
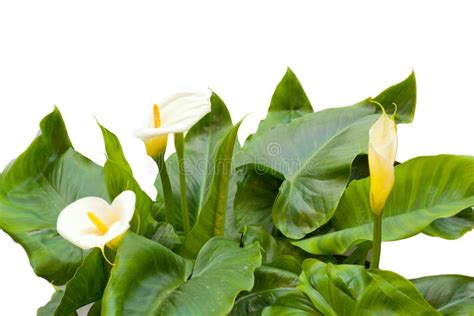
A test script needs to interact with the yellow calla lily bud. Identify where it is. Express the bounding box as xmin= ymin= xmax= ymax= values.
xmin=368 ymin=109 xmax=398 ymax=215
xmin=144 ymin=104 xmax=168 ymax=159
